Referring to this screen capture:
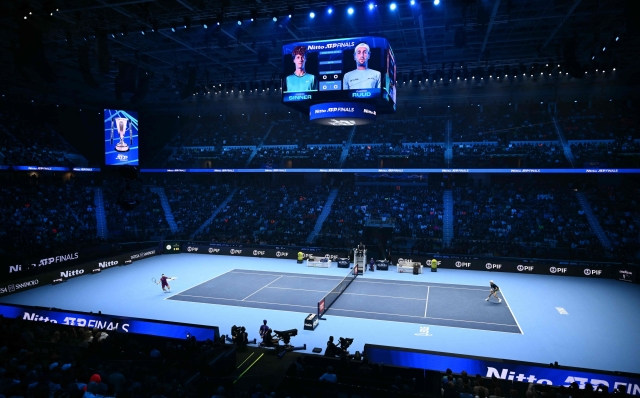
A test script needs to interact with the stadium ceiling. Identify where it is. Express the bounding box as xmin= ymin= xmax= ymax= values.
xmin=0 ymin=0 xmax=636 ymax=106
